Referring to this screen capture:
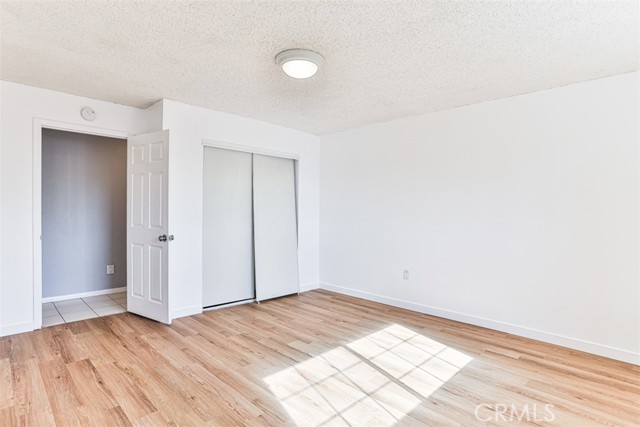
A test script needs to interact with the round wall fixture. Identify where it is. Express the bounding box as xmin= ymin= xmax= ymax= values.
xmin=80 ymin=106 xmax=96 ymax=121
xmin=275 ymin=49 xmax=324 ymax=79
